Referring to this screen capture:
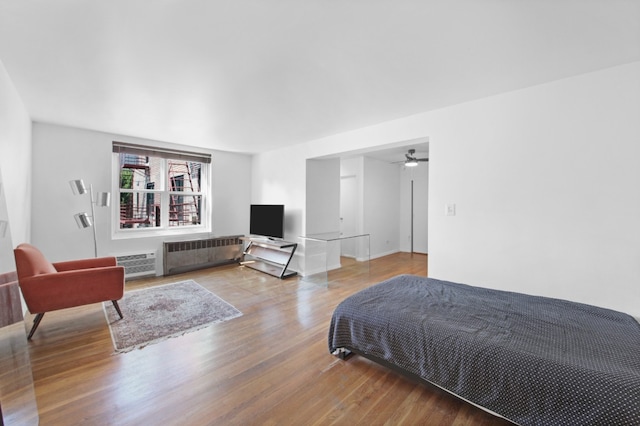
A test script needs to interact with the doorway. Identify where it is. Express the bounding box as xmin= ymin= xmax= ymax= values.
xmin=410 ymin=165 xmax=428 ymax=254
